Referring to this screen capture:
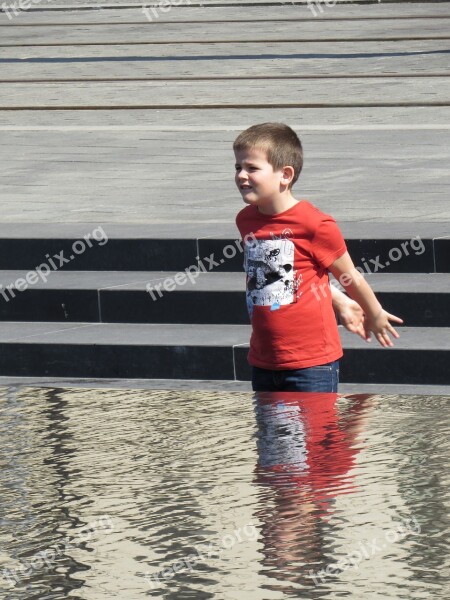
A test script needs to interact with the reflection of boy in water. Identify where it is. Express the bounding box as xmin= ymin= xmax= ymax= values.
xmin=252 ymin=392 xmax=375 ymax=590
